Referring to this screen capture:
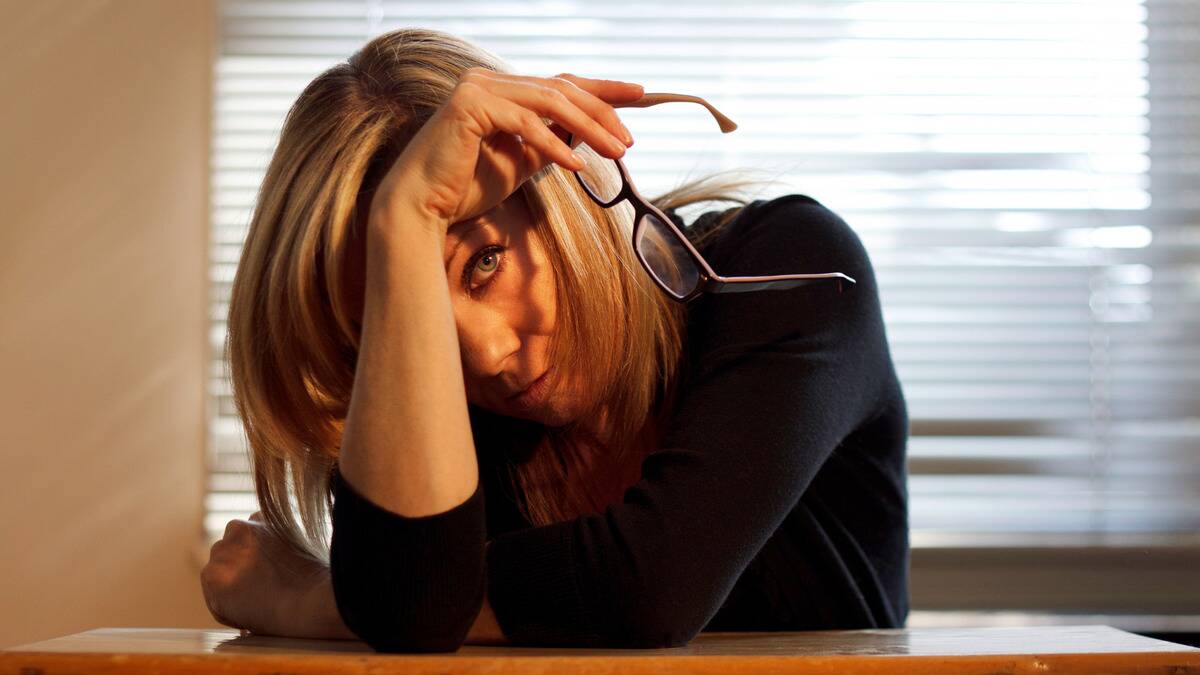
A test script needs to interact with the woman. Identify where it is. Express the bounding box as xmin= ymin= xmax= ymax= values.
xmin=200 ymin=27 xmax=909 ymax=652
